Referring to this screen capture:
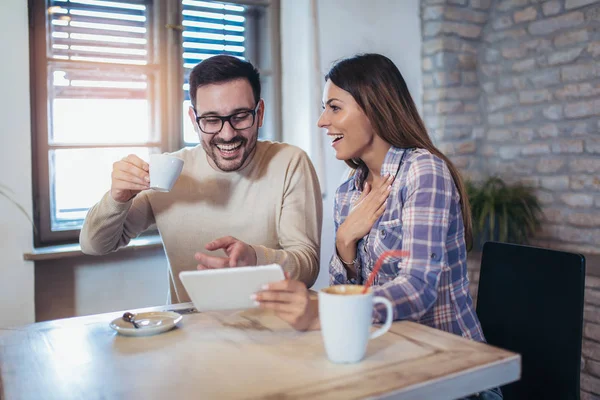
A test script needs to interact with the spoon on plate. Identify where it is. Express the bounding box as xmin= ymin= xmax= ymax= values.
xmin=122 ymin=312 xmax=140 ymax=329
